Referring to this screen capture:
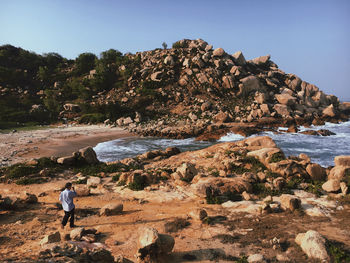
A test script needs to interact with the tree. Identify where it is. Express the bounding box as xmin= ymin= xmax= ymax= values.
xmin=162 ymin=42 xmax=168 ymax=49
xmin=75 ymin=52 xmax=97 ymax=75
xmin=99 ymin=49 xmax=122 ymax=66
